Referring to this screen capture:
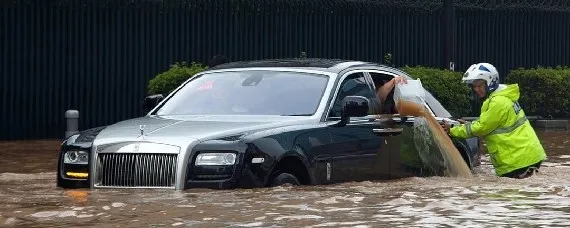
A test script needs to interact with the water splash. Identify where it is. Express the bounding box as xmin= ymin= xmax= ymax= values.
xmin=413 ymin=116 xmax=471 ymax=177
xmin=413 ymin=116 xmax=445 ymax=175
xmin=398 ymin=99 xmax=471 ymax=178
